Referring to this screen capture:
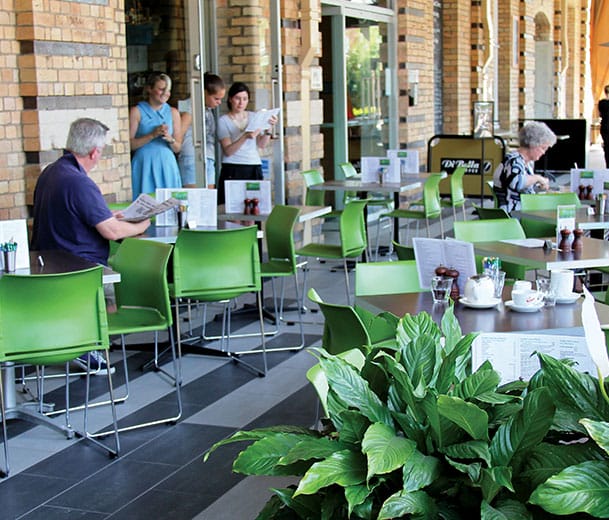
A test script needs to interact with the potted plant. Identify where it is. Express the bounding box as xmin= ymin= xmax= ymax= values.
xmin=205 ymin=306 xmax=609 ymax=518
